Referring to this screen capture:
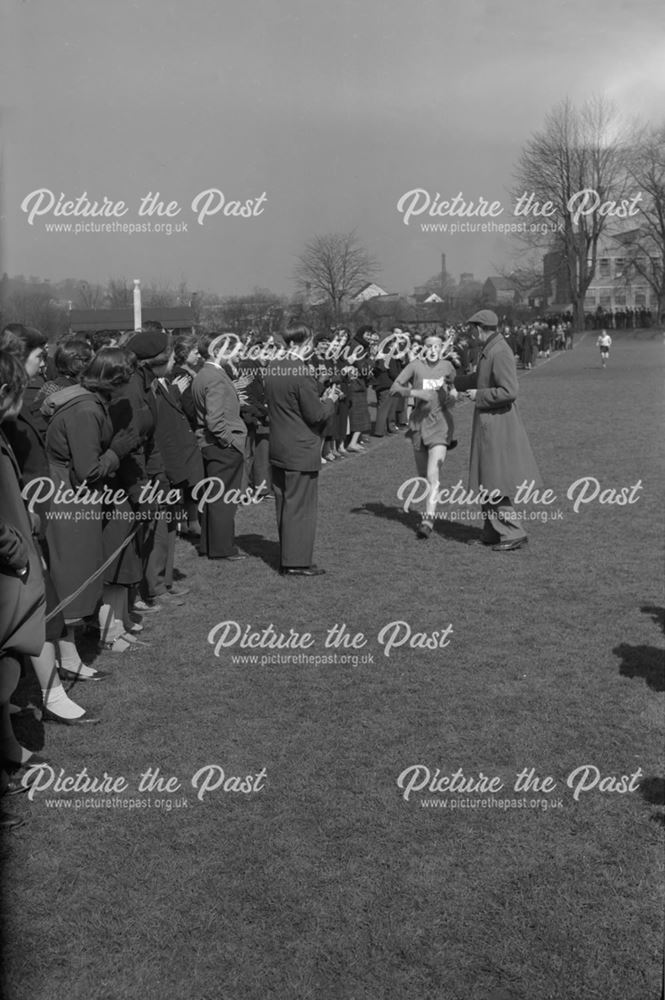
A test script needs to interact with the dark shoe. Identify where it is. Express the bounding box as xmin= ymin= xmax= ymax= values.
xmin=2 ymin=777 xmax=30 ymax=797
xmin=280 ymin=567 xmax=326 ymax=577
xmin=466 ymin=536 xmax=498 ymax=547
xmin=492 ymin=538 xmax=528 ymax=552
xmin=221 ymin=553 xmax=248 ymax=562
xmin=59 ymin=667 xmax=109 ymax=682
xmin=0 ymin=810 xmax=26 ymax=830
xmin=163 ymin=585 xmax=190 ymax=598
xmin=4 ymin=752 xmax=50 ymax=774
xmin=42 ymin=707 xmax=101 ymax=726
